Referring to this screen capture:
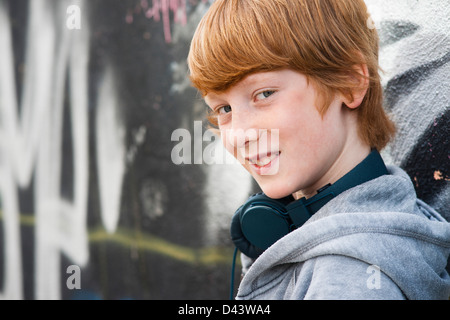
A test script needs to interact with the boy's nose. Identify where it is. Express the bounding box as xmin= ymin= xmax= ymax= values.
xmin=225 ymin=127 xmax=259 ymax=149
xmin=227 ymin=107 xmax=260 ymax=147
